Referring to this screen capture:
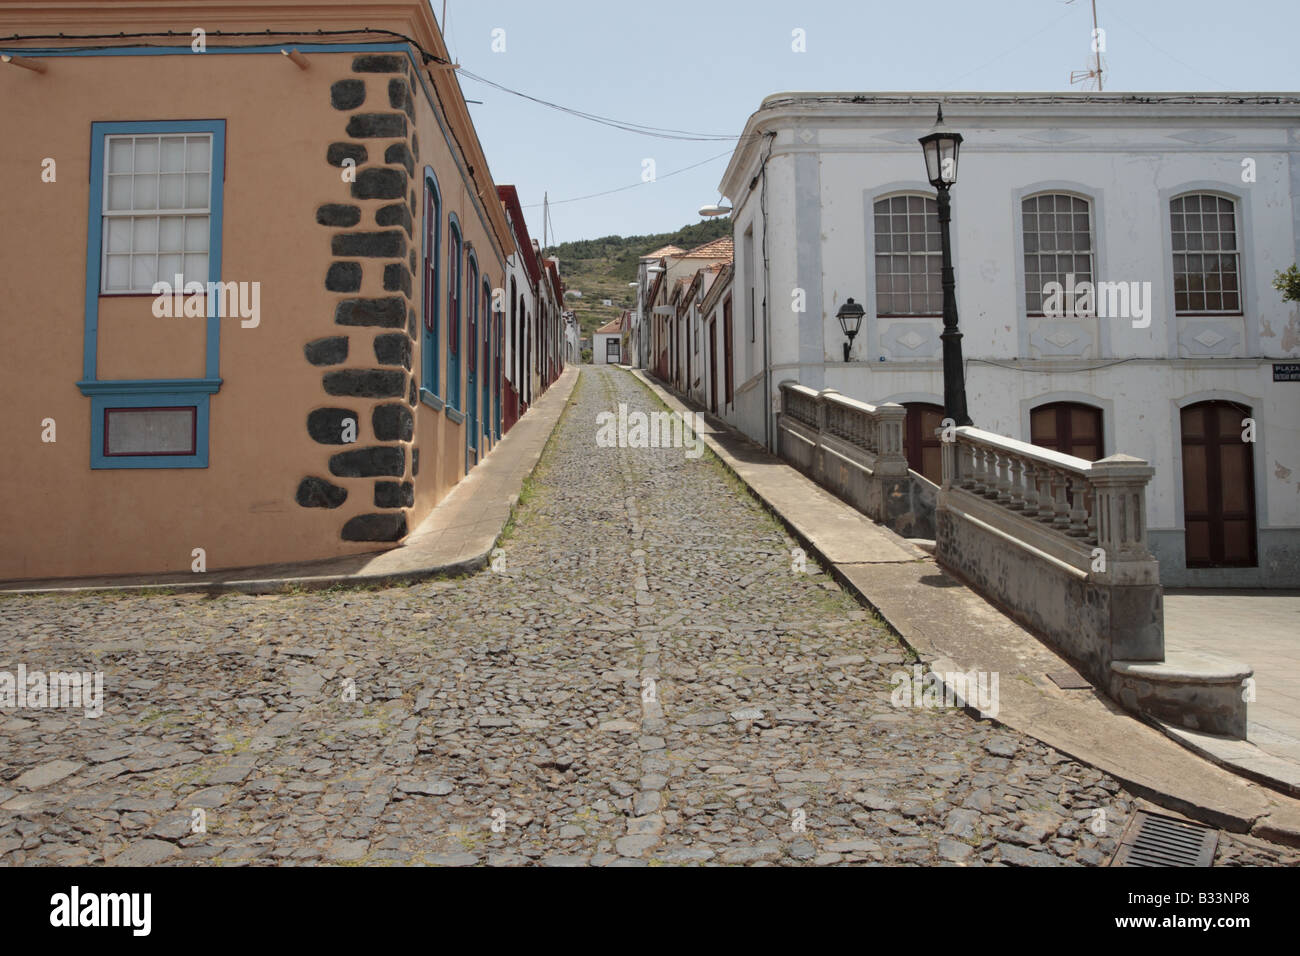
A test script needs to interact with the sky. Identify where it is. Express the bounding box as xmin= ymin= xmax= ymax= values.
xmin=433 ymin=0 xmax=1300 ymax=246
